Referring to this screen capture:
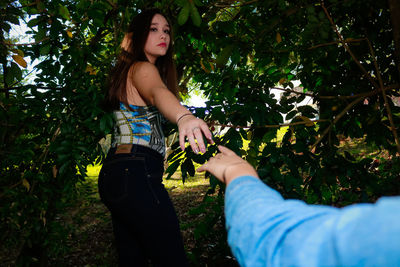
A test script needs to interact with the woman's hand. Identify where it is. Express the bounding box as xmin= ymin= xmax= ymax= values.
xmin=197 ymin=146 xmax=259 ymax=185
xmin=177 ymin=114 xmax=213 ymax=153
